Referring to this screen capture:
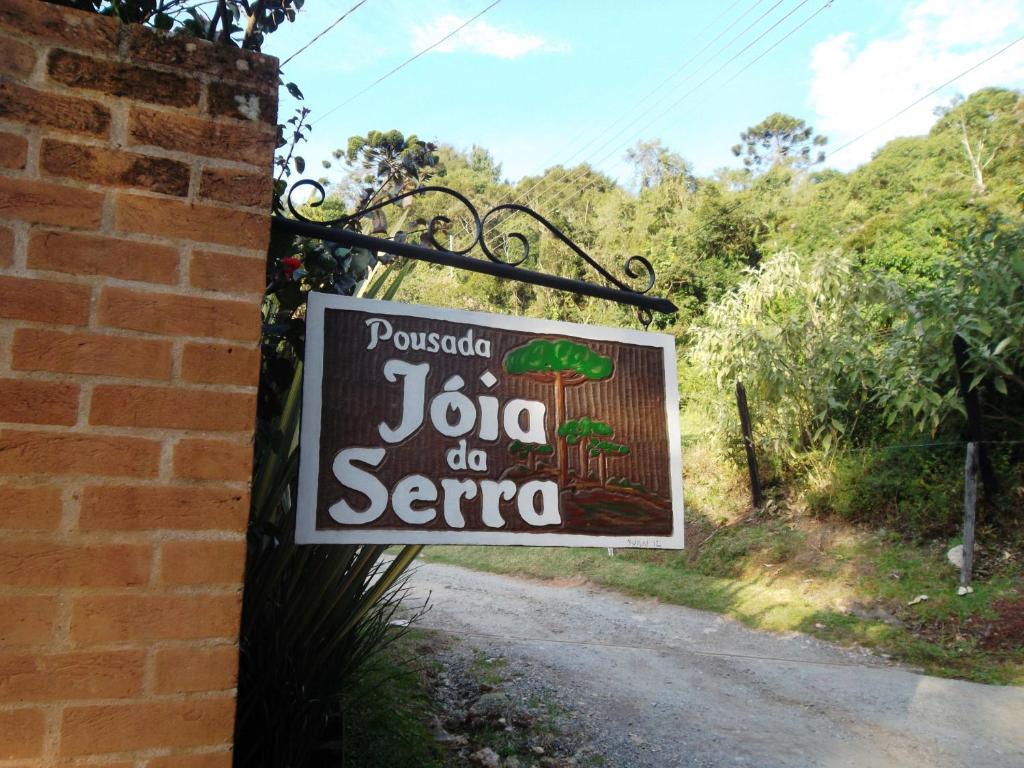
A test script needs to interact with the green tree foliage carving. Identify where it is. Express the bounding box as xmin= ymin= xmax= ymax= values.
xmin=588 ymin=439 xmax=630 ymax=486
xmin=558 ymin=417 xmax=614 ymax=481
xmin=504 ymin=340 xmax=613 ymax=486
xmin=508 ymin=439 xmax=554 ymax=471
